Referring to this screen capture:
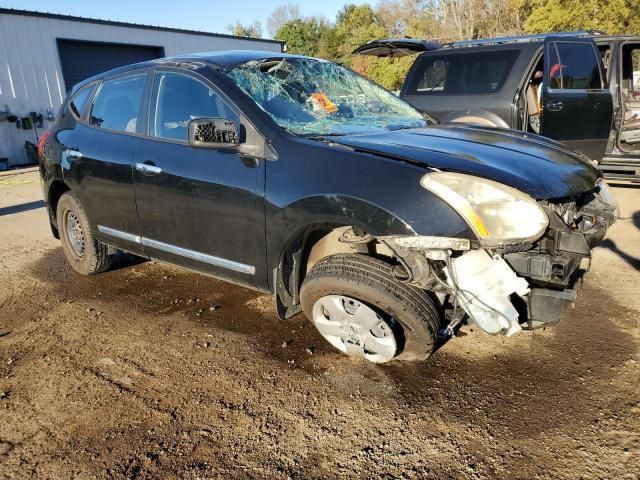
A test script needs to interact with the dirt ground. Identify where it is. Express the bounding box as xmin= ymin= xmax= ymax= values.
xmin=0 ymin=169 xmax=638 ymax=479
